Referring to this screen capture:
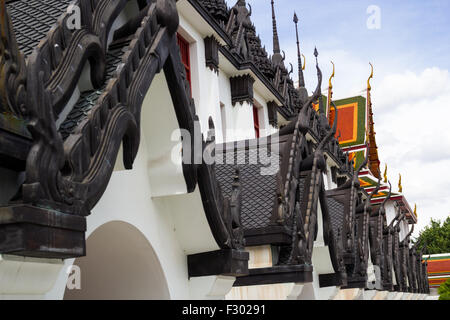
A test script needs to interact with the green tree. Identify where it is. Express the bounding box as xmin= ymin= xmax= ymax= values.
xmin=438 ymin=279 xmax=450 ymax=300
xmin=414 ymin=217 xmax=450 ymax=254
